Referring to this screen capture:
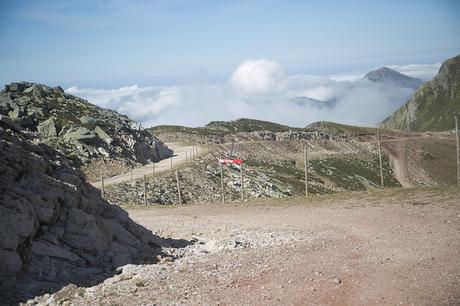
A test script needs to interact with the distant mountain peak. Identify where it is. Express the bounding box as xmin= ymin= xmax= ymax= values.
xmin=364 ymin=67 xmax=422 ymax=89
